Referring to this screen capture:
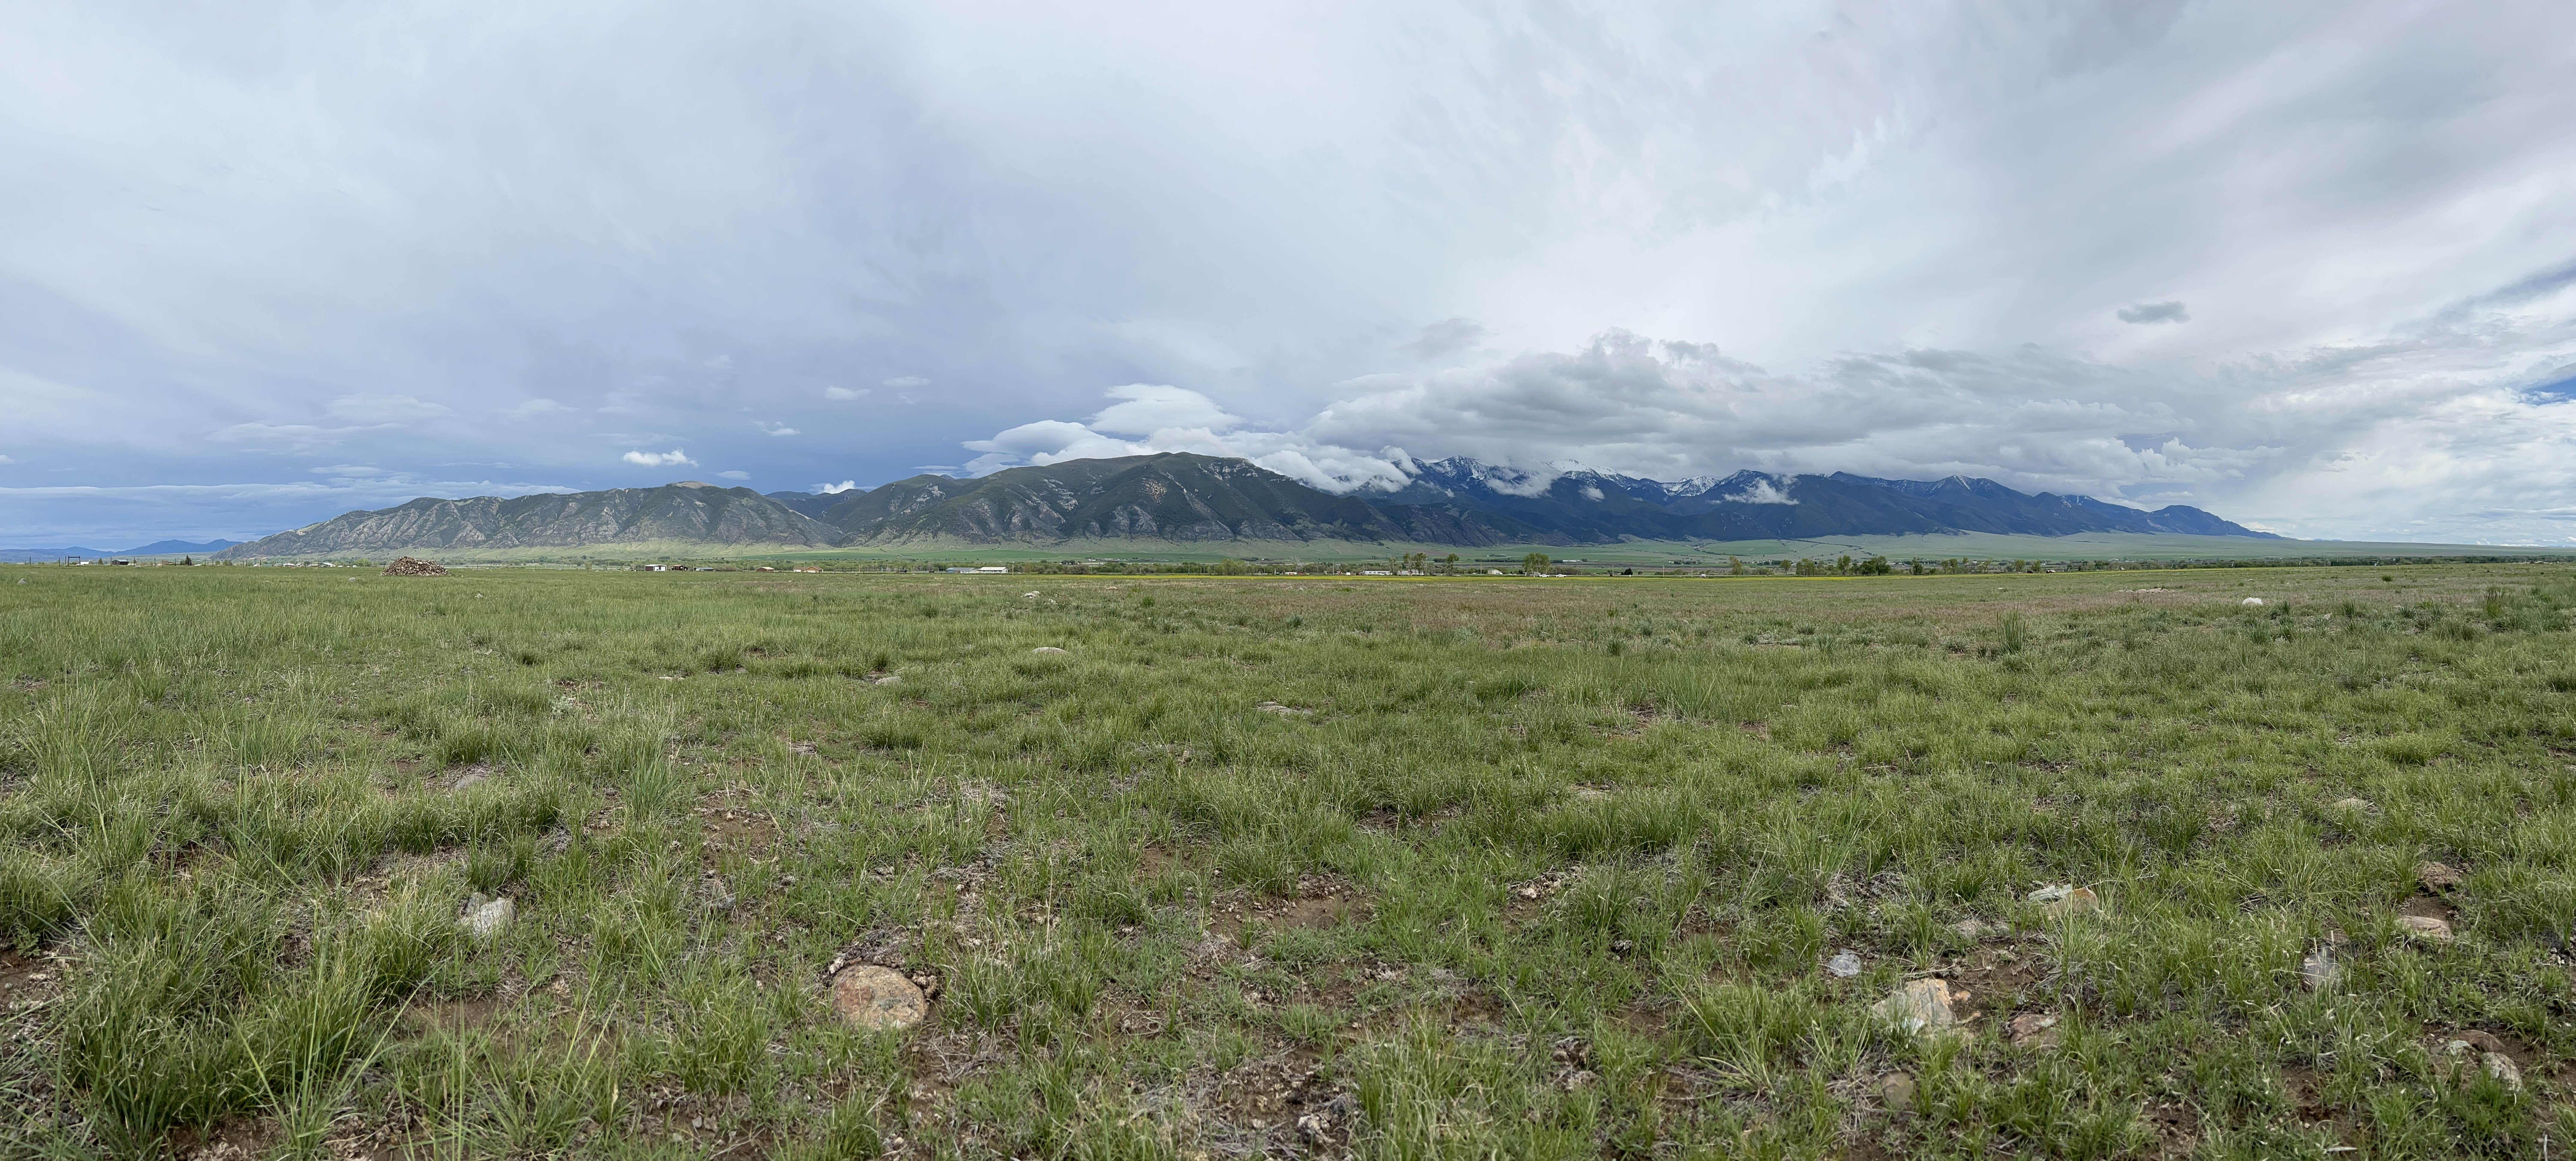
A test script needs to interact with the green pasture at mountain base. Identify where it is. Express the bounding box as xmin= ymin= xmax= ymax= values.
xmin=209 ymin=531 xmax=2576 ymax=567
xmin=4 ymin=563 xmax=2575 ymax=1158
